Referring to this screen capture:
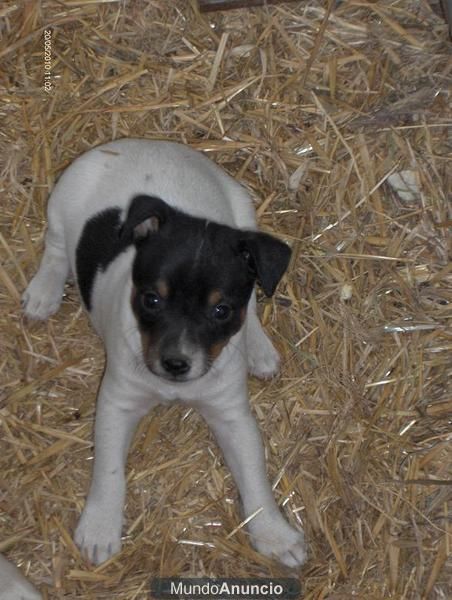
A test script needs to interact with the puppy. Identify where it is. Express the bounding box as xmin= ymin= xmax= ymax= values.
xmin=0 ymin=555 xmax=41 ymax=600
xmin=22 ymin=139 xmax=306 ymax=568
